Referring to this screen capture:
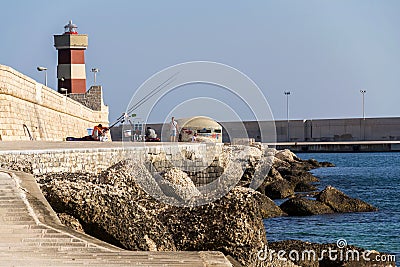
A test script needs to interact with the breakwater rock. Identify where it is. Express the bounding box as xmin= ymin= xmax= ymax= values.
xmin=279 ymin=186 xmax=378 ymax=216
xmin=317 ymin=186 xmax=378 ymax=213
xmin=280 ymin=197 xmax=334 ymax=216
xmin=38 ymin=159 xmax=276 ymax=266
xmin=253 ymin=149 xmax=377 ymax=217
xmin=39 ymin=160 xmax=176 ymax=251
xmin=256 ymin=149 xmax=329 ymax=200
xmin=159 ymin=186 xmax=268 ymax=265
xmin=35 ymin=145 xmax=378 ymax=266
